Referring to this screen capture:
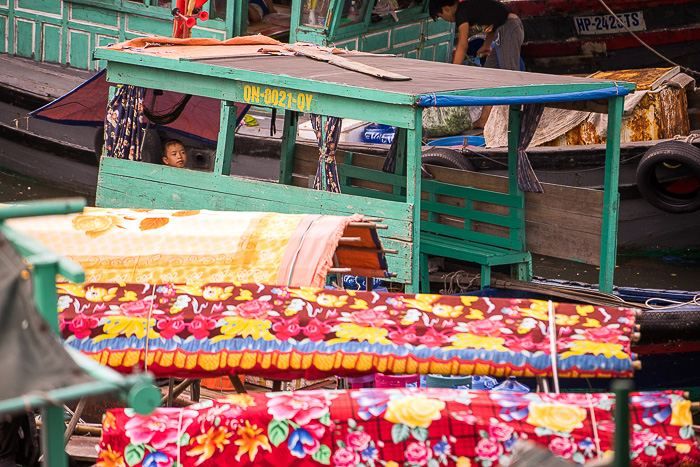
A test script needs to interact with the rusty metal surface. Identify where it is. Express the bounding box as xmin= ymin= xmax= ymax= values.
xmin=544 ymin=69 xmax=690 ymax=146
xmin=588 ymin=67 xmax=678 ymax=91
